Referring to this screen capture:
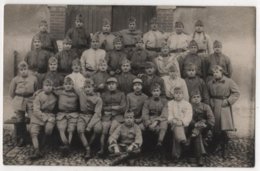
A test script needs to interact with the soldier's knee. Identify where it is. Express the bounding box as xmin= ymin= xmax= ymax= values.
xmin=94 ymin=122 xmax=102 ymax=134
